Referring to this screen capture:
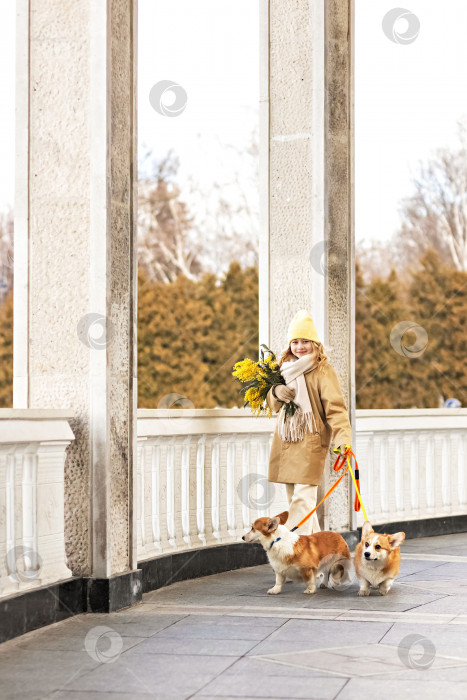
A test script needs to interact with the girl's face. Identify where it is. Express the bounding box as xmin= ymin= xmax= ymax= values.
xmin=290 ymin=338 xmax=313 ymax=358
